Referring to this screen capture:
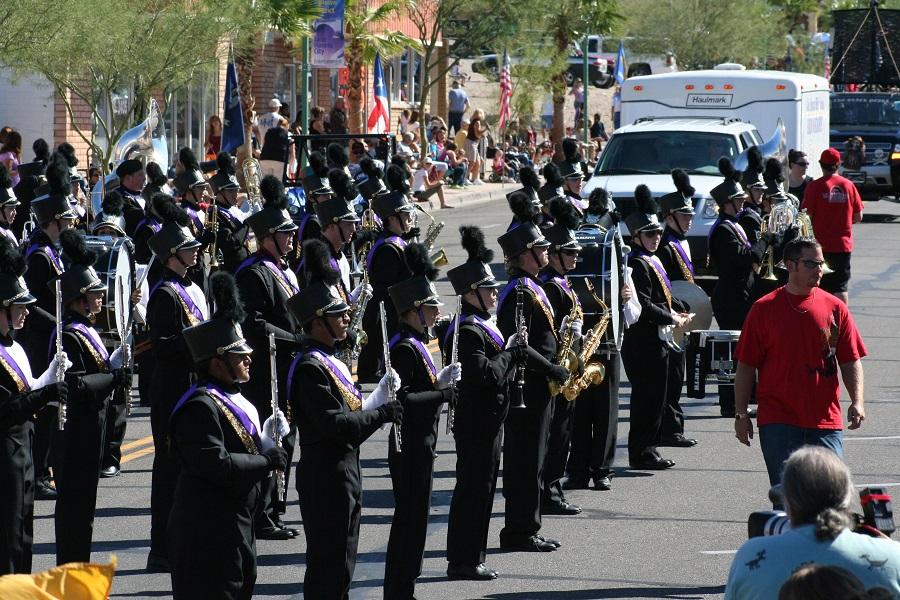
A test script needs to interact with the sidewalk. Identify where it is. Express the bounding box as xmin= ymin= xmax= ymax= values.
xmin=427 ymin=181 xmax=514 ymax=211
